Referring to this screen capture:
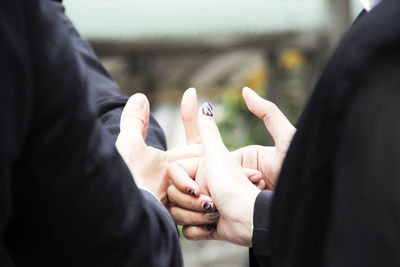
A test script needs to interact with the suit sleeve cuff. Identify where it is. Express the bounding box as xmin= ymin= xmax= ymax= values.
xmin=139 ymin=187 xmax=161 ymax=204
xmin=252 ymin=190 xmax=274 ymax=257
